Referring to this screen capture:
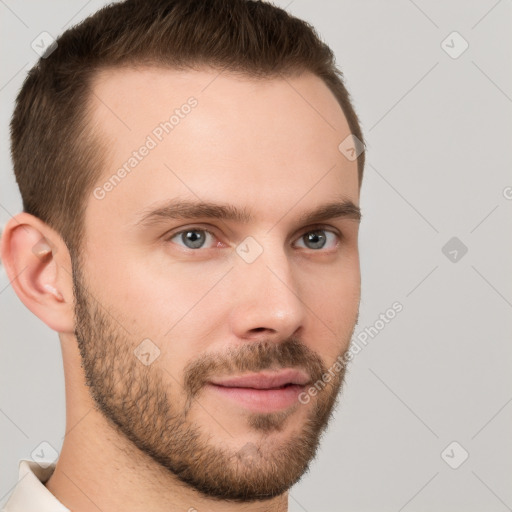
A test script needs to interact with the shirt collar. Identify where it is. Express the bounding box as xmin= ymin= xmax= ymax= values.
xmin=2 ymin=459 xmax=70 ymax=512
